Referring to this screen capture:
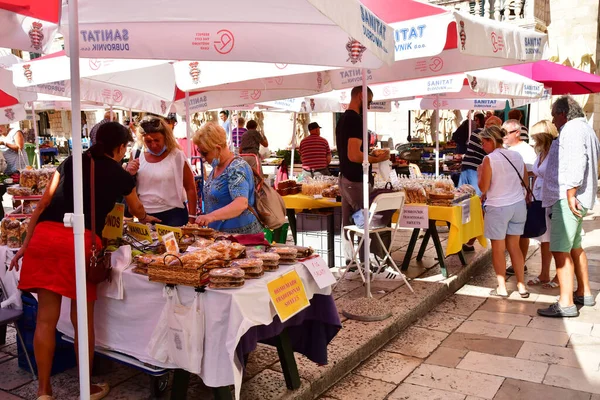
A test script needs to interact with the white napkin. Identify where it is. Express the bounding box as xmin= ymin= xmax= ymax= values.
xmin=1 ymin=268 xmax=22 ymax=310
xmin=99 ymin=245 xmax=131 ymax=300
